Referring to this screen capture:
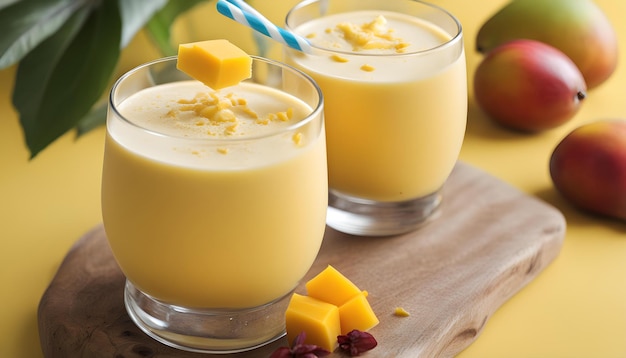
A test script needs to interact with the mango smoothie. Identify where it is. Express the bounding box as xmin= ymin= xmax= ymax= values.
xmin=102 ymin=75 xmax=327 ymax=309
xmin=286 ymin=9 xmax=467 ymax=202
